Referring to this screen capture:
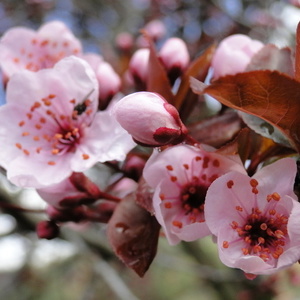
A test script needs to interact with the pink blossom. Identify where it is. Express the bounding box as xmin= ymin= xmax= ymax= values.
xmin=0 ymin=21 xmax=82 ymax=80
xmin=143 ymin=144 xmax=246 ymax=245
xmin=0 ymin=56 xmax=135 ymax=188
xmin=159 ymin=37 xmax=190 ymax=80
xmin=211 ymin=34 xmax=264 ymax=80
xmin=205 ymin=158 xmax=300 ymax=275
xmin=113 ymin=92 xmax=187 ymax=147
